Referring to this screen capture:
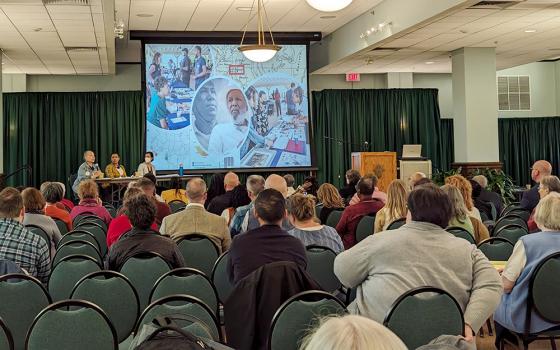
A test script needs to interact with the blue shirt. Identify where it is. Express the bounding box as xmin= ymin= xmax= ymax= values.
xmin=194 ymin=56 xmax=207 ymax=87
xmin=288 ymin=225 xmax=345 ymax=254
